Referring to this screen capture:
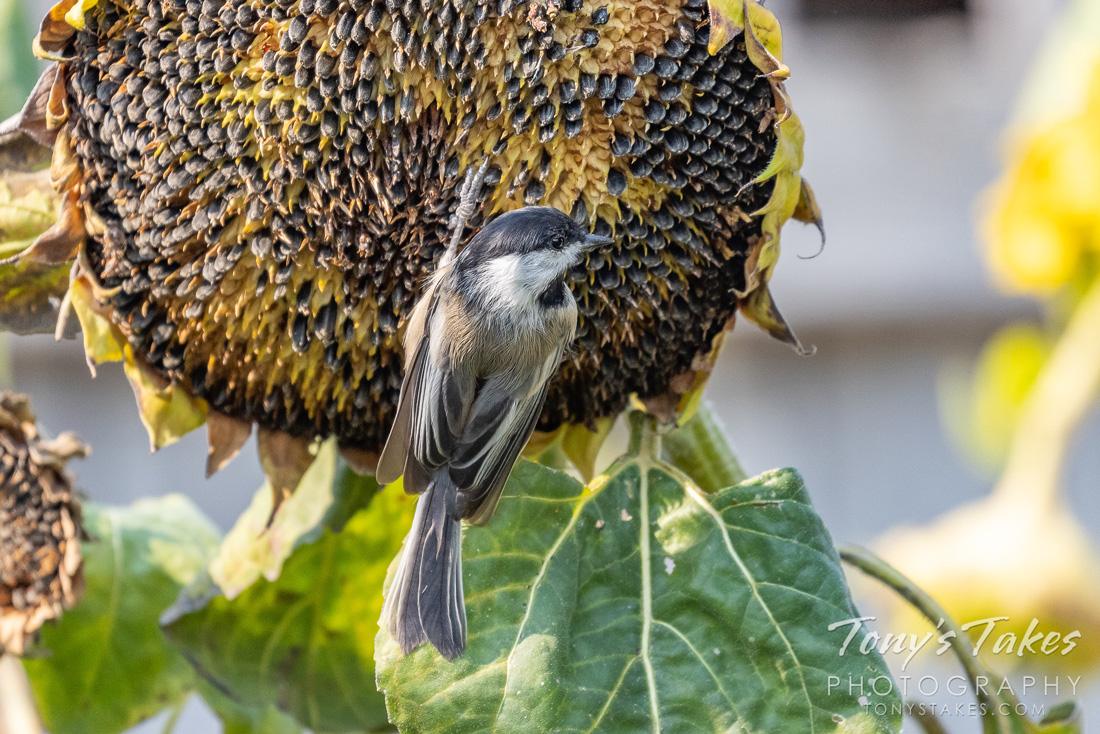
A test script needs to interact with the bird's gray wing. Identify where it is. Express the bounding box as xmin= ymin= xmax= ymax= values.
xmin=448 ymin=352 xmax=560 ymax=526
xmin=375 ymin=334 xmax=428 ymax=485
xmin=413 ymin=351 xmax=473 ymax=467
xmin=377 ymin=291 xmax=474 ymax=493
